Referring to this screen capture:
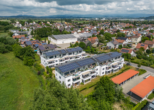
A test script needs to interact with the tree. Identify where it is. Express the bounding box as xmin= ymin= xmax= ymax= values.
xmin=104 ymin=33 xmax=112 ymax=41
xmin=30 ymin=79 xmax=91 ymax=110
xmin=118 ymin=45 xmax=122 ymax=49
xmin=146 ymin=49 xmax=151 ymax=54
xmin=138 ymin=63 xmax=141 ymax=69
xmin=48 ymin=40 xmax=50 ymax=44
xmin=117 ymin=32 xmax=125 ymax=37
xmin=86 ymin=46 xmax=91 ymax=53
xmin=99 ymin=29 xmax=104 ymax=35
xmin=23 ymin=56 xmax=34 ymax=66
xmin=79 ymin=42 xmax=86 ymax=49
